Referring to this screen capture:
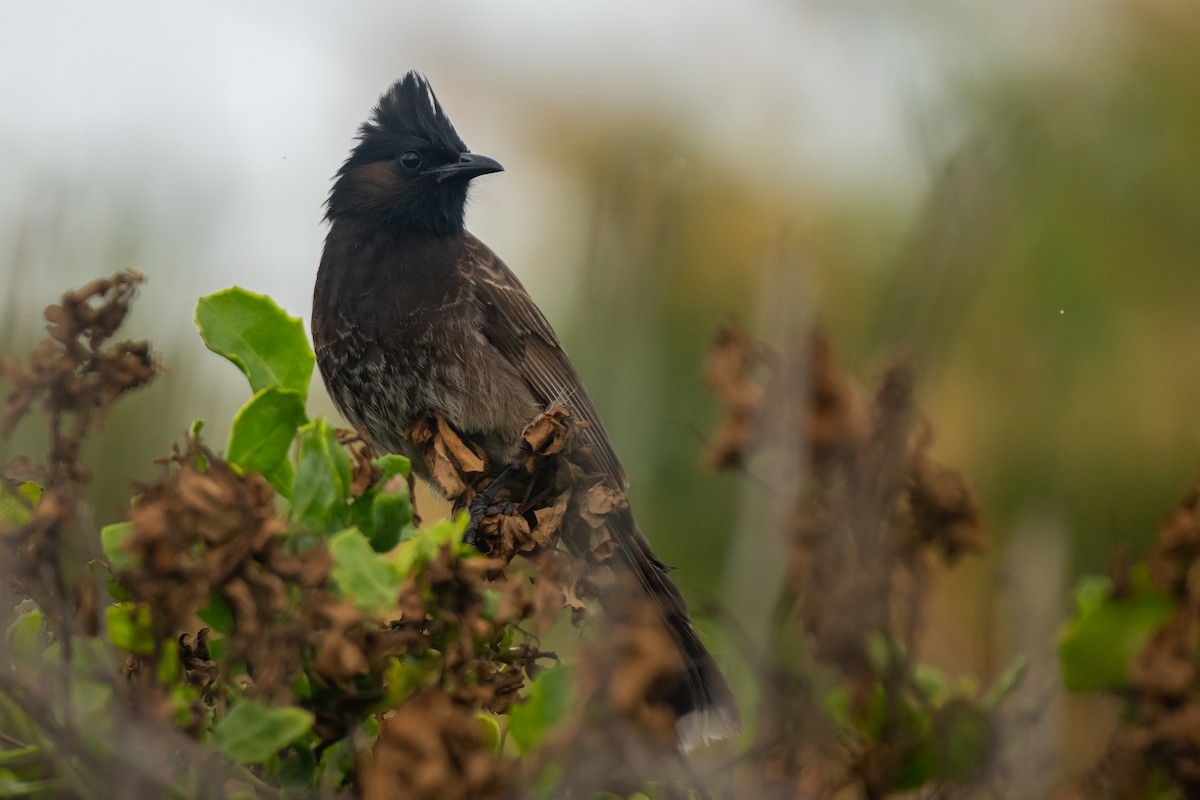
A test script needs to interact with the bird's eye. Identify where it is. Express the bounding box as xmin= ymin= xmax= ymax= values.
xmin=398 ymin=150 xmax=423 ymax=171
